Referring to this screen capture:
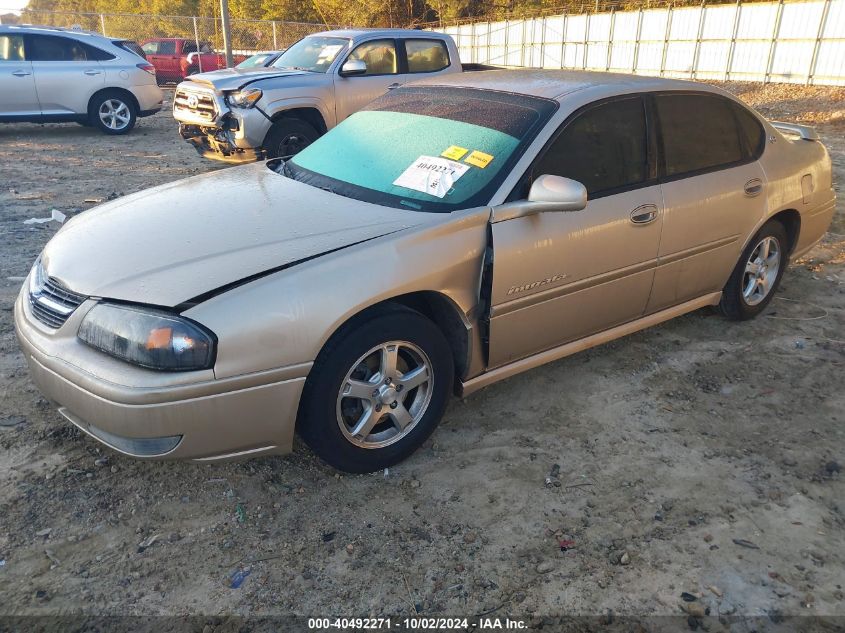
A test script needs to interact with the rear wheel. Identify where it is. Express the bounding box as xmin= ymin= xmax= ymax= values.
xmin=298 ymin=306 xmax=453 ymax=473
xmin=263 ymin=117 xmax=319 ymax=159
xmin=719 ymin=220 xmax=788 ymax=320
xmin=89 ymin=91 xmax=136 ymax=135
